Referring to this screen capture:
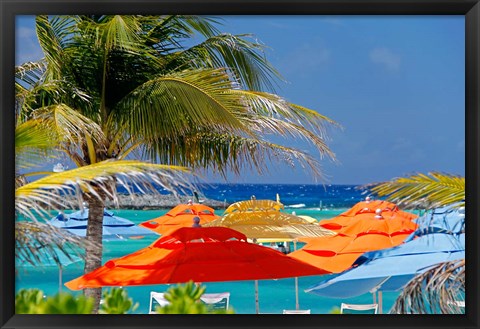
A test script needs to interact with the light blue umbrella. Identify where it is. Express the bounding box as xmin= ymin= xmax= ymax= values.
xmin=406 ymin=205 xmax=465 ymax=239
xmin=16 ymin=252 xmax=83 ymax=293
xmin=305 ymin=232 xmax=465 ymax=312
xmin=49 ymin=209 xmax=158 ymax=240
